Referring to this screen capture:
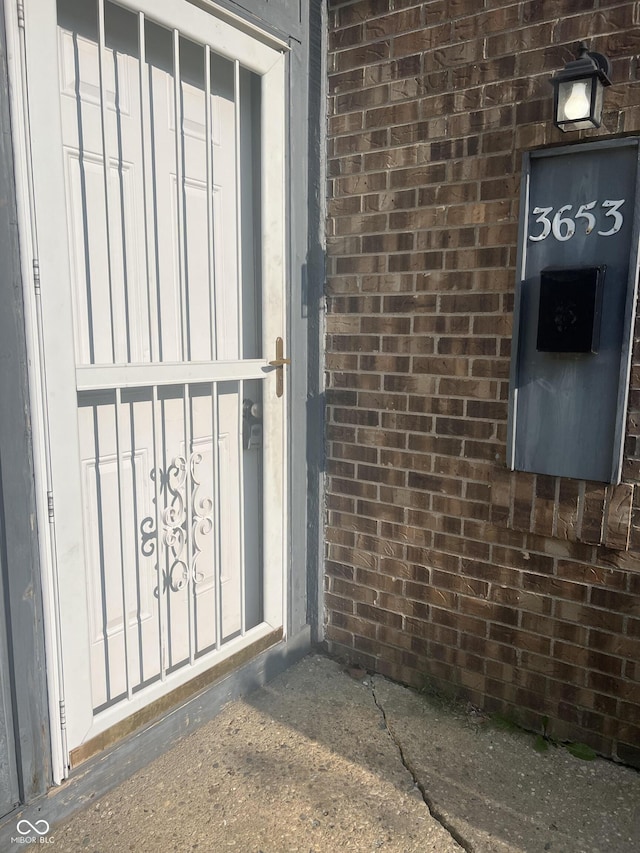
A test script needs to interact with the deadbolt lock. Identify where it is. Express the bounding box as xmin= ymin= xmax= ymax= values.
xmin=242 ymin=398 xmax=262 ymax=451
